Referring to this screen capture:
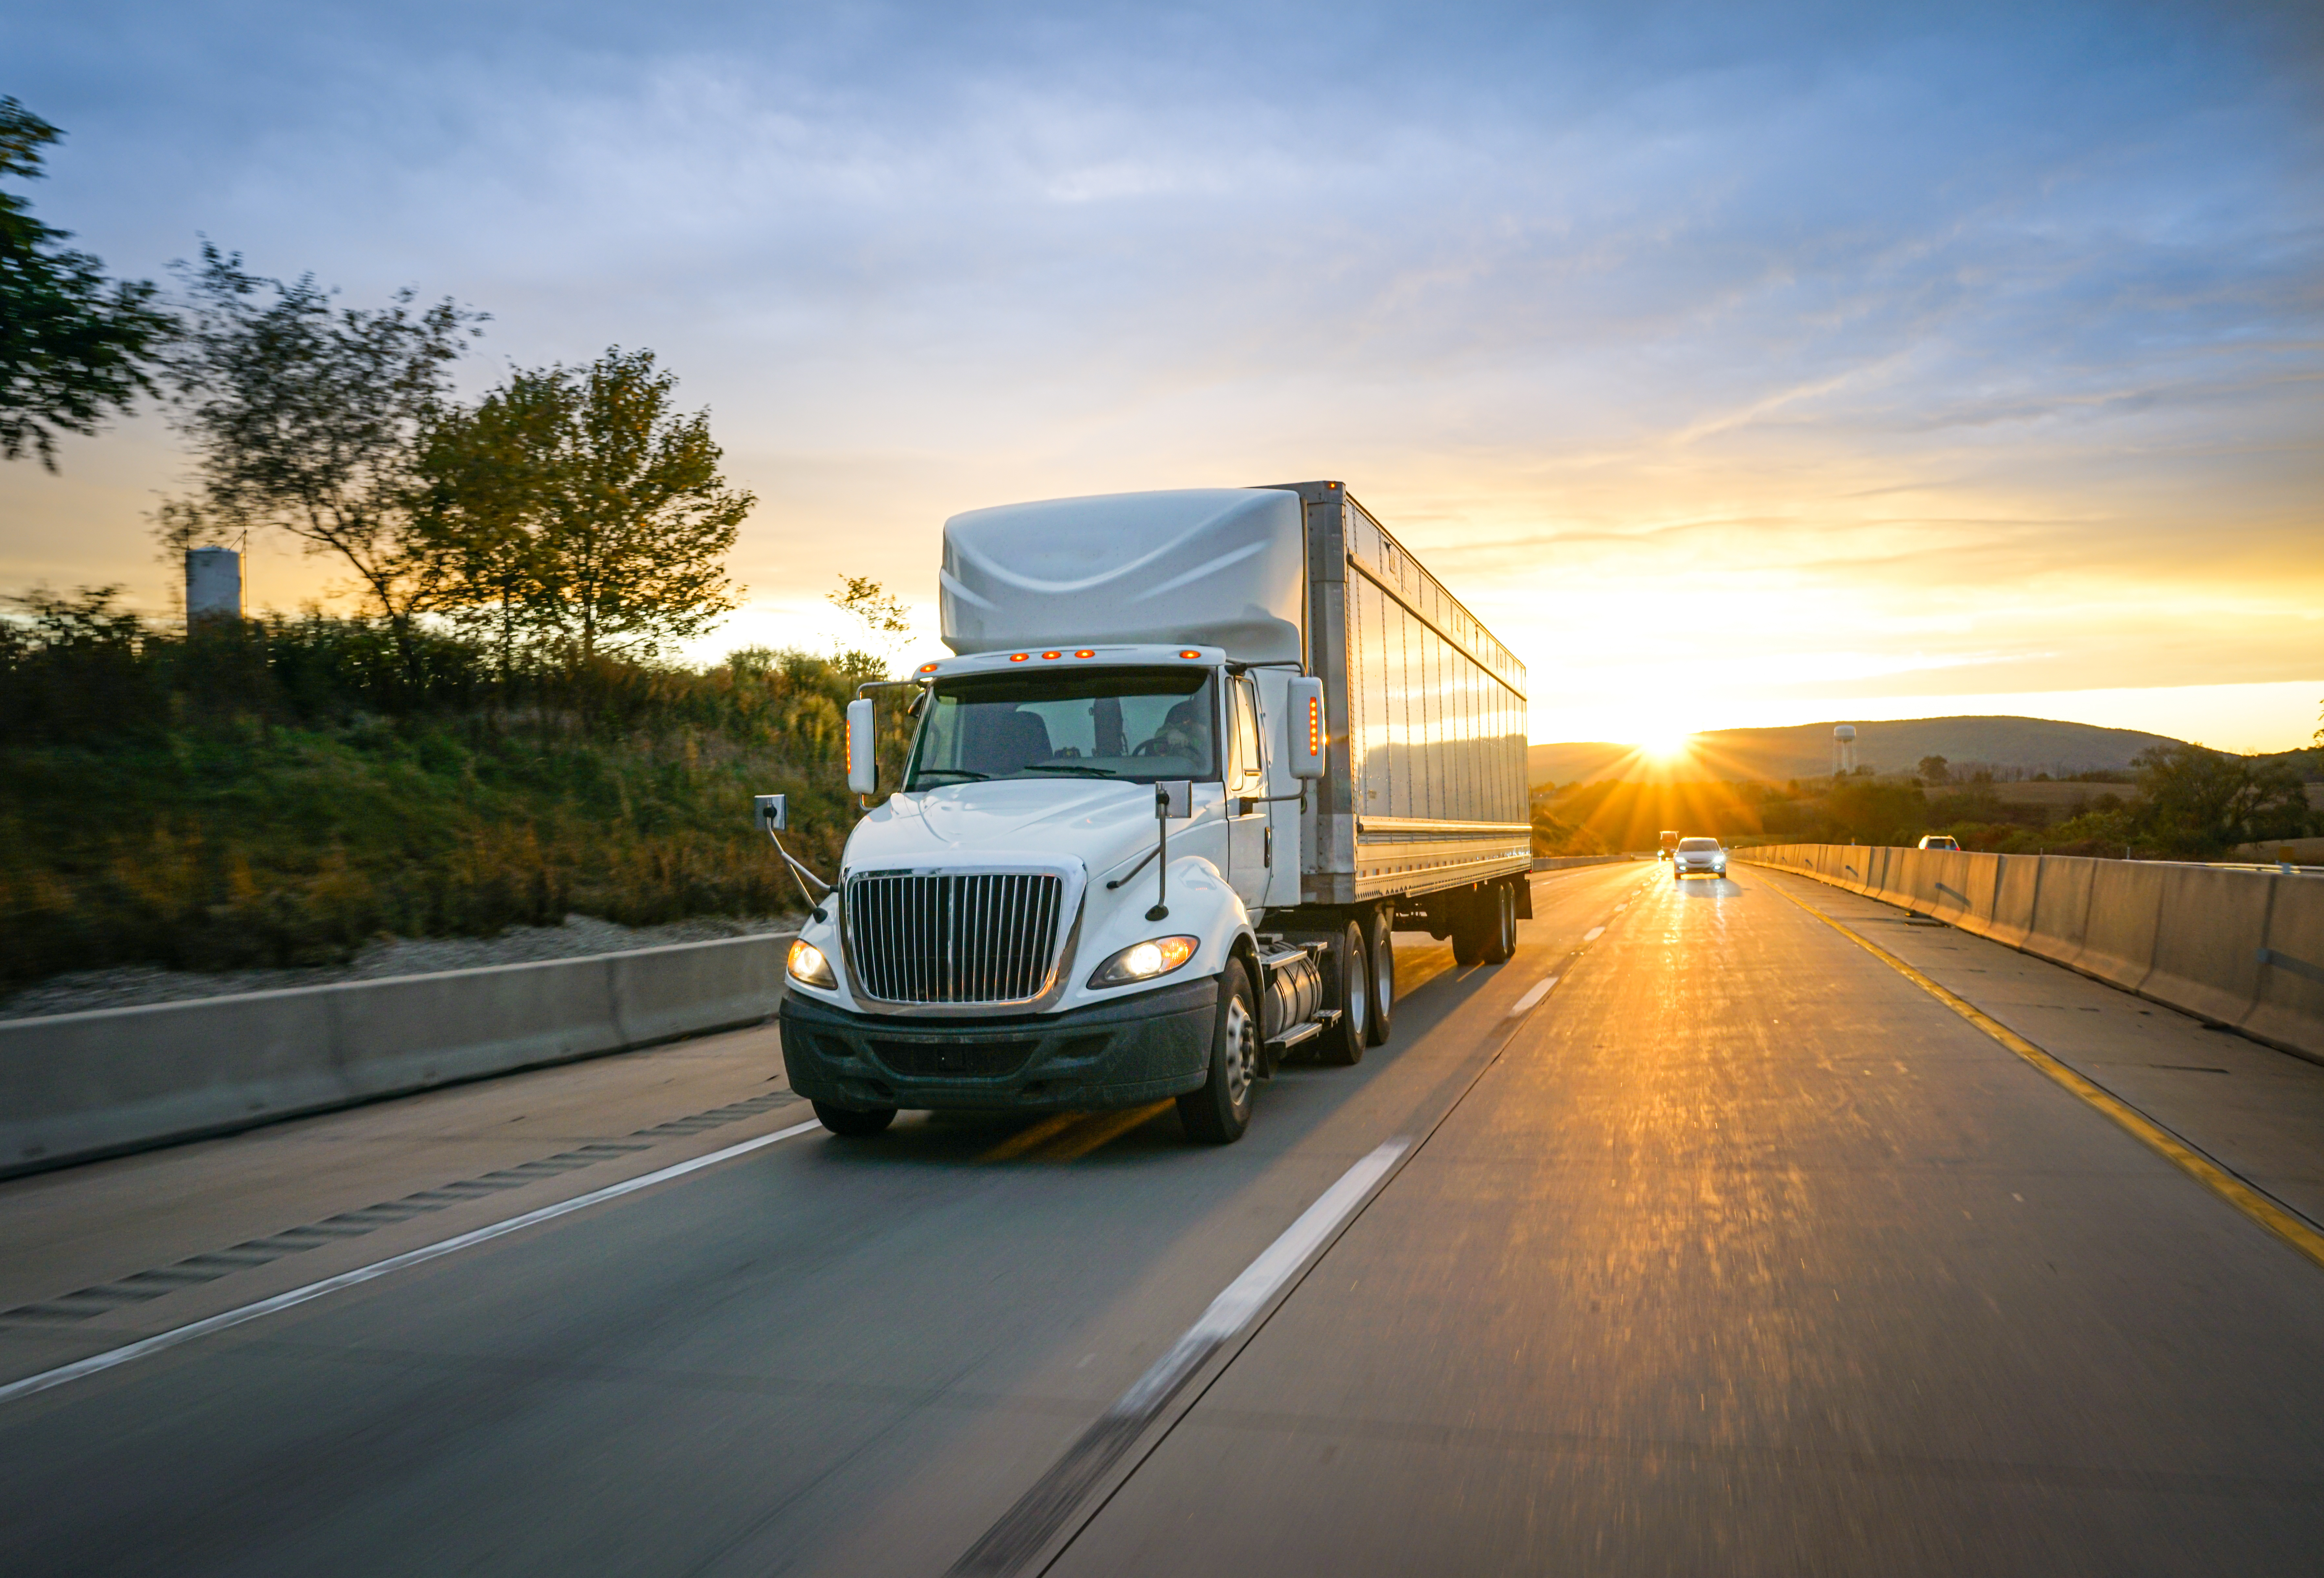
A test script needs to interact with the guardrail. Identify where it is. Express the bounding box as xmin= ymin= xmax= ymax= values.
xmin=0 ymin=934 xmax=794 ymax=1180
xmin=1738 ymin=845 xmax=2323 ymax=1066
xmin=1530 ymin=854 xmax=1639 ymax=871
